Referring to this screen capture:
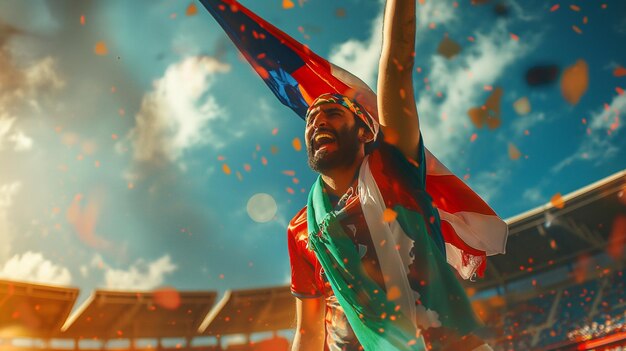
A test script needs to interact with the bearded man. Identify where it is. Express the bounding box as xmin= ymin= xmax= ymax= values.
xmin=287 ymin=0 xmax=495 ymax=350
